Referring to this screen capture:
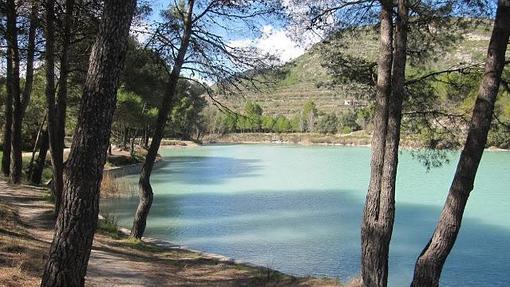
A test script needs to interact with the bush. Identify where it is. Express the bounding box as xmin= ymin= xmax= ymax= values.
xmin=317 ymin=113 xmax=338 ymax=134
